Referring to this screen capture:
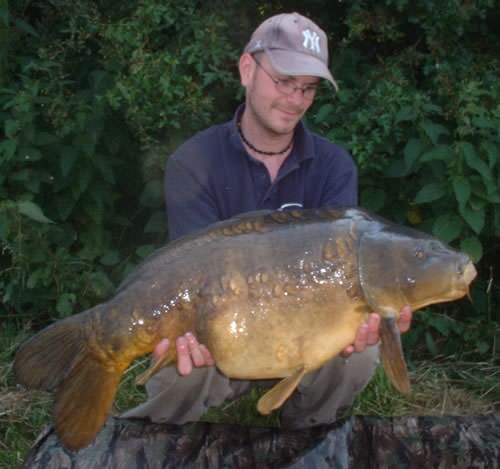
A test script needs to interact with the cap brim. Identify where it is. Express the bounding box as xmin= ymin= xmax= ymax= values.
xmin=266 ymin=49 xmax=338 ymax=91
